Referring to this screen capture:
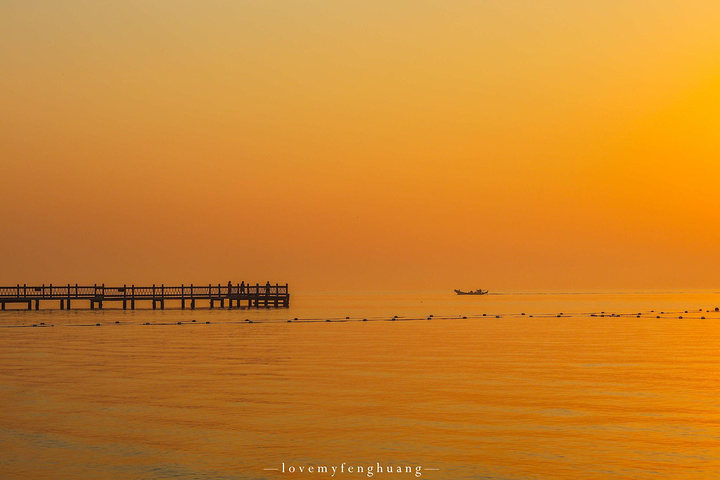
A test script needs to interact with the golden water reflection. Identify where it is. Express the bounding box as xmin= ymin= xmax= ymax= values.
xmin=0 ymin=293 xmax=719 ymax=479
